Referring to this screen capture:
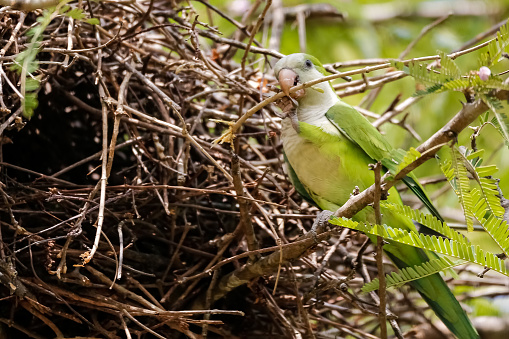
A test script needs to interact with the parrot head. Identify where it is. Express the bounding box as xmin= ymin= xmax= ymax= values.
xmin=273 ymin=53 xmax=333 ymax=106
